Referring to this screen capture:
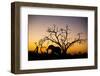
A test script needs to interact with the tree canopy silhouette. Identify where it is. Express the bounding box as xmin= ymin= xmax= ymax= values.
xmin=41 ymin=24 xmax=86 ymax=54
